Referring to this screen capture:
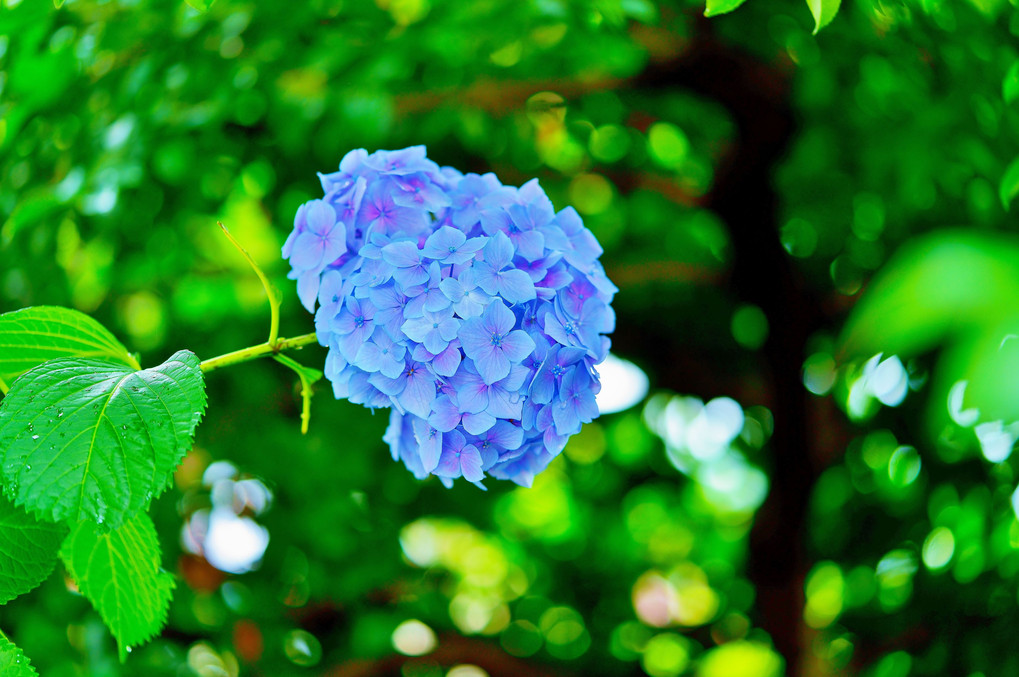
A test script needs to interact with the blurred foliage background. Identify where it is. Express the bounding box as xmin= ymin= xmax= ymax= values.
xmin=2 ymin=0 xmax=1019 ymax=675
